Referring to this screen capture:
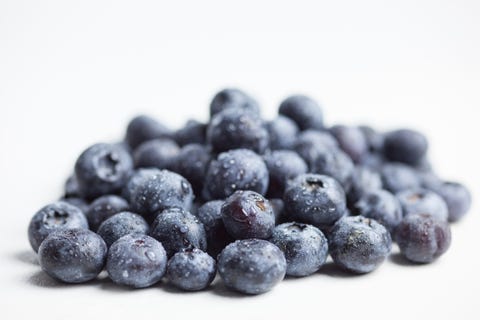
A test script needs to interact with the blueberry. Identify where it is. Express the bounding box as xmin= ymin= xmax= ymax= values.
xmin=433 ymin=181 xmax=472 ymax=222
xmin=121 ymin=168 xmax=158 ymax=201
xmin=74 ymin=143 xmax=134 ymax=199
xmin=329 ymin=216 xmax=392 ymax=273
xmin=418 ymin=171 xmax=442 ymax=190
xmin=196 ymin=200 xmax=233 ymax=257
xmin=97 ymin=212 xmax=149 ymax=247
xmin=218 ymin=239 xmax=286 ymax=294
xmin=128 ymin=169 xmax=194 ymax=218
xmin=381 ymin=163 xmax=420 ymax=193
xmin=174 ymin=120 xmax=207 ymax=146
xmin=166 ymin=248 xmax=216 ymax=291
xmin=221 ymin=190 xmax=275 ymax=240
xmin=266 ymin=116 xmax=299 ymax=150
xmin=330 ymin=125 xmax=368 ymax=163
xmin=64 ymin=175 xmax=81 ymax=198
xmin=359 ymin=125 xmax=384 ymax=153
xmin=395 ymin=213 xmax=451 ymax=263
xmin=60 ymin=197 xmax=90 ymax=215
xmin=284 ymin=174 xmax=347 ymax=230
xmin=269 ymin=198 xmax=287 ymax=225
xmin=106 ymin=234 xmax=167 ymax=288
xmin=125 ymin=115 xmax=172 ymax=149
xmin=207 ymin=108 xmax=269 ymax=154
xmin=210 ymin=88 xmax=260 ymax=117
xmin=347 ymin=166 xmax=383 ymax=208
xmin=133 ymin=138 xmax=180 ymax=170
xmin=150 ymin=208 xmax=207 ymax=257
xmin=173 ymin=144 xmax=212 ymax=196
xmin=270 ymin=222 xmax=328 ymax=277
xmin=396 ymin=188 xmax=449 ymax=221
xmin=278 ymin=95 xmax=324 ymax=131
xmin=383 ymin=129 xmax=428 ymax=165
xmin=358 ymin=153 xmax=385 ymax=171
xmin=264 ymin=150 xmax=308 ymax=198
xmin=86 ymin=195 xmax=130 ymax=231
xmin=38 ymin=228 xmax=107 ymax=283
xmin=353 ymin=190 xmax=403 ymax=233
xmin=28 ymin=201 xmax=89 ymax=252
xmin=203 ymin=149 xmax=269 ymax=200
xmin=294 ymin=130 xmax=338 ymax=168
xmin=310 ymin=147 xmax=355 ymax=190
